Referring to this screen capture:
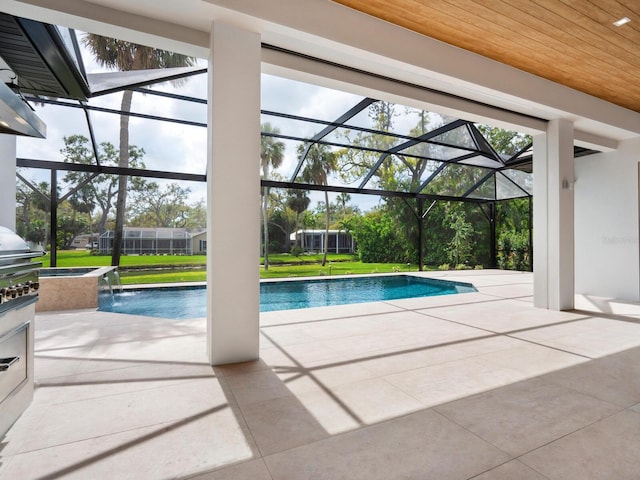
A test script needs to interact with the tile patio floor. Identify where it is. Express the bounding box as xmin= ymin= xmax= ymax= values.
xmin=2 ymin=270 xmax=640 ymax=479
